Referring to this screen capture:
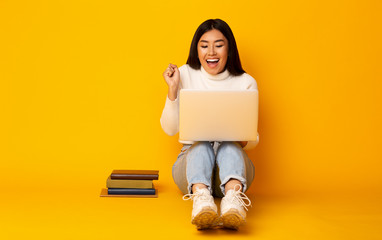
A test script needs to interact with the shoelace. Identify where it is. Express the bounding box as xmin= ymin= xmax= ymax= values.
xmin=229 ymin=185 xmax=252 ymax=211
xmin=182 ymin=189 xmax=210 ymax=203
